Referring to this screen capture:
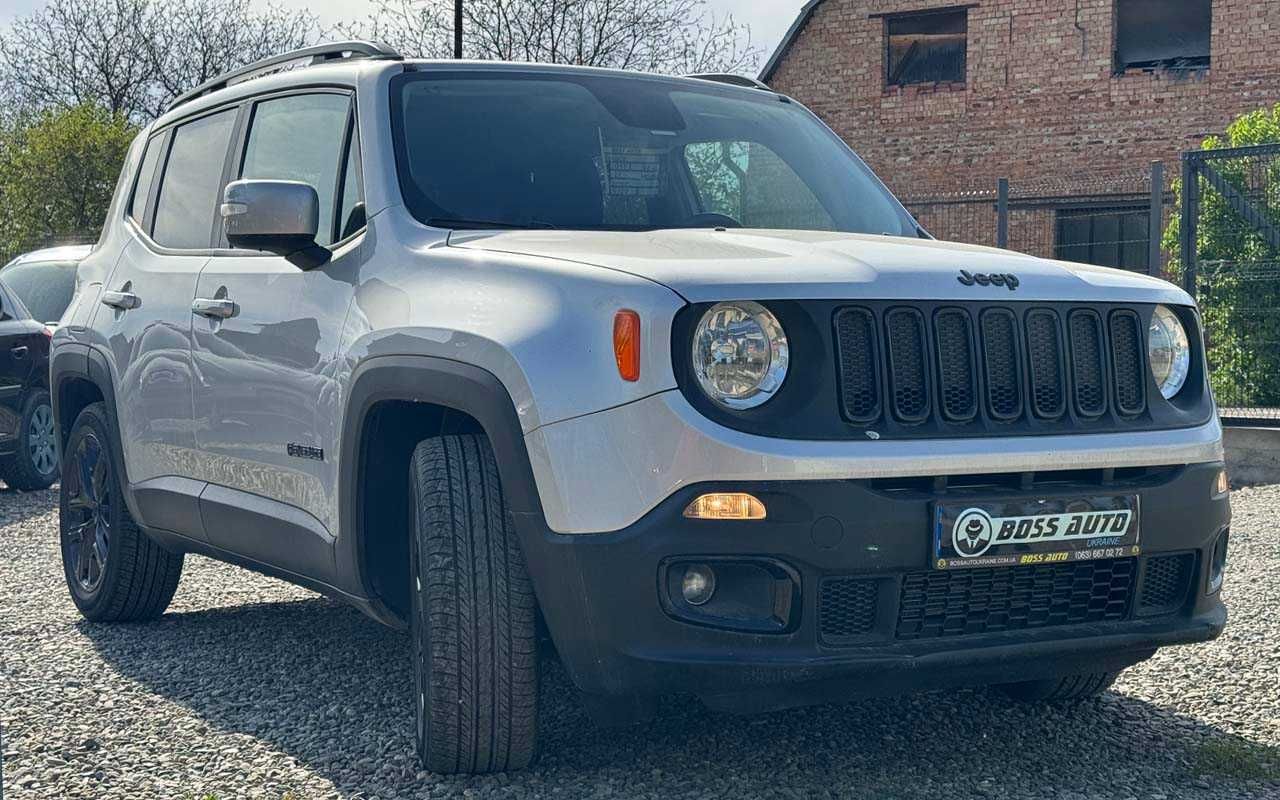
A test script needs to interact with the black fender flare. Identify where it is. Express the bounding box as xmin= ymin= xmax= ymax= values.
xmin=336 ymin=355 xmax=548 ymax=614
xmin=50 ymin=344 xmax=139 ymax=519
